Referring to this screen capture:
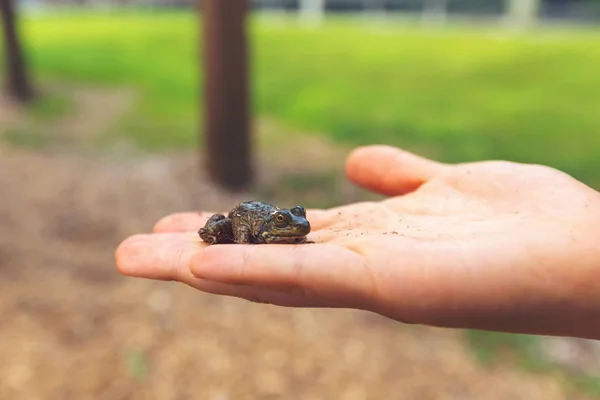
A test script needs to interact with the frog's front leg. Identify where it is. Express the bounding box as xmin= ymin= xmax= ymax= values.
xmin=234 ymin=226 xmax=253 ymax=244
xmin=198 ymin=214 xmax=234 ymax=244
